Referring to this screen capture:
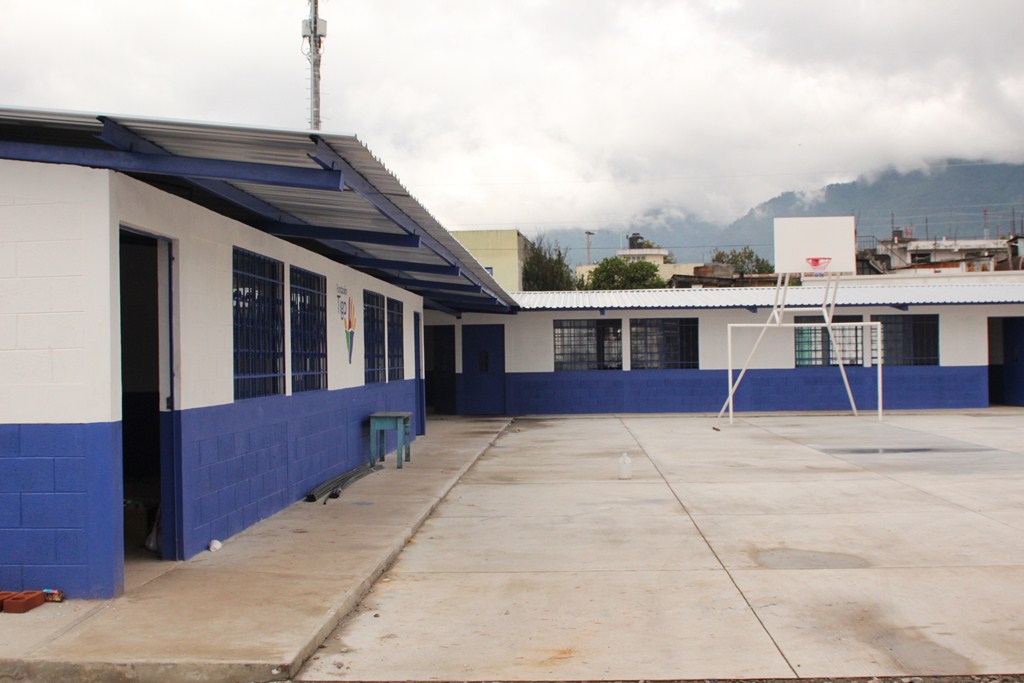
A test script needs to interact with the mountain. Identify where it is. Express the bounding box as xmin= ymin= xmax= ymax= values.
xmin=543 ymin=160 xmax=1024 ymax=267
